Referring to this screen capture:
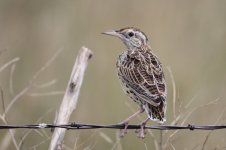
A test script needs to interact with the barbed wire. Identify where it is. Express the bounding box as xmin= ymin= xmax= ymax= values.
xmin=0 ymin=123 xmax=226 ymax=130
